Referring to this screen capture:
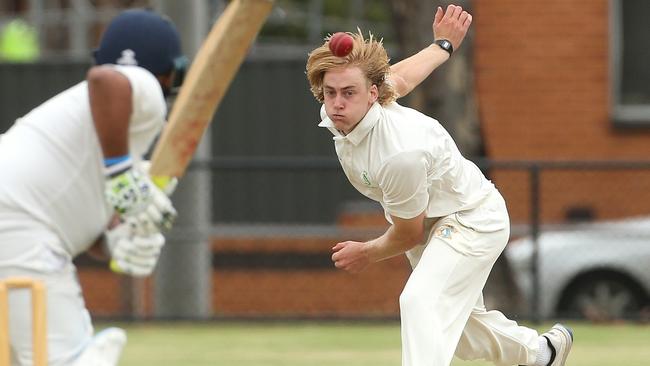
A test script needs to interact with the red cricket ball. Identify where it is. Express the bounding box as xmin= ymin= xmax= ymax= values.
xmin=328 ymin=32 xmax=354 ymax=57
